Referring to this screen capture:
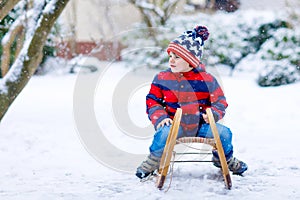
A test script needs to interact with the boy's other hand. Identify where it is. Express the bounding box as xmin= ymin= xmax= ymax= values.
xmin=156 ymin=118 xmax=173 ymax=129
